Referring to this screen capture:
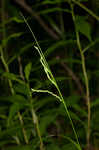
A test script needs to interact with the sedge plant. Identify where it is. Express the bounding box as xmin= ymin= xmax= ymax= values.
xmin=21 ymin=13 xmax=82 ymax=150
